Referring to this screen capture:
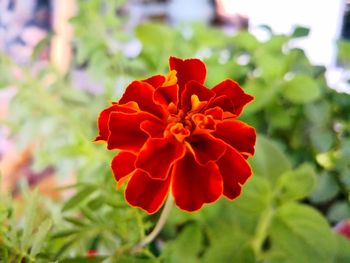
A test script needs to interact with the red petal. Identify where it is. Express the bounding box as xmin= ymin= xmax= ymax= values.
xmin=143 ymin=75 xmax=165 ymax=88
xmin=172 ymin=152 xmax=223 ymax=212
xmin=212 ymin=120 xmax=256 ymax=157
xmin=205 ymin=107 xmax=224 ymax=120
xmin=212 ymin=80 xmax=253 ymax=116
xmin=187 ymin=133 xmax=227 ymax=165
xmin=95 ymin=102 xmax=138 ymax=141
xmin=140 ymin=120 xmax=165 ymax=138
xmin=153 ymin=84 xmax=179 ymax=107
xmin=107 ymin=111 xmax=159 ymax=152
xmin=207 ymin=95 xmax=235 ymax=117
xmin=111 ymin=151 xmax=136 ymax=182
xmin=216 ymin=146 xmax=252 ymax=200
xmin=125 ymin=170 xmax=171 ymax=214
xmin=136 ymin=137 xmax=185 ymax=180
xmin=119 ymin=81 xmax=165 ymax=118
xmin=180 ymin=81 xmax=215 ymax=111
xmin=169 ymin=56 xmax=206 ymax=95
